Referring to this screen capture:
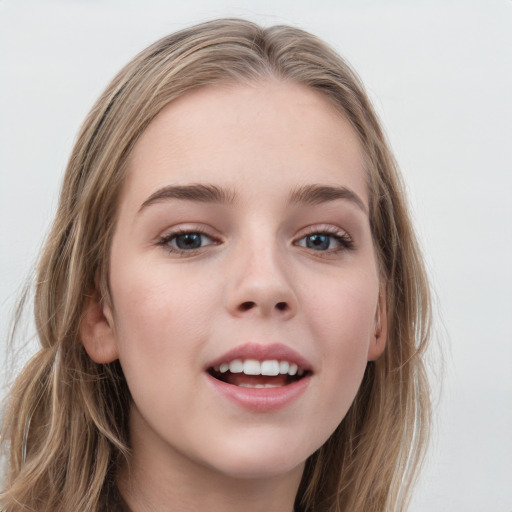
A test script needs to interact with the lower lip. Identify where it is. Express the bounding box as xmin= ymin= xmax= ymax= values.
xmin=206 ymin=373 xmax=311 ymax=412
